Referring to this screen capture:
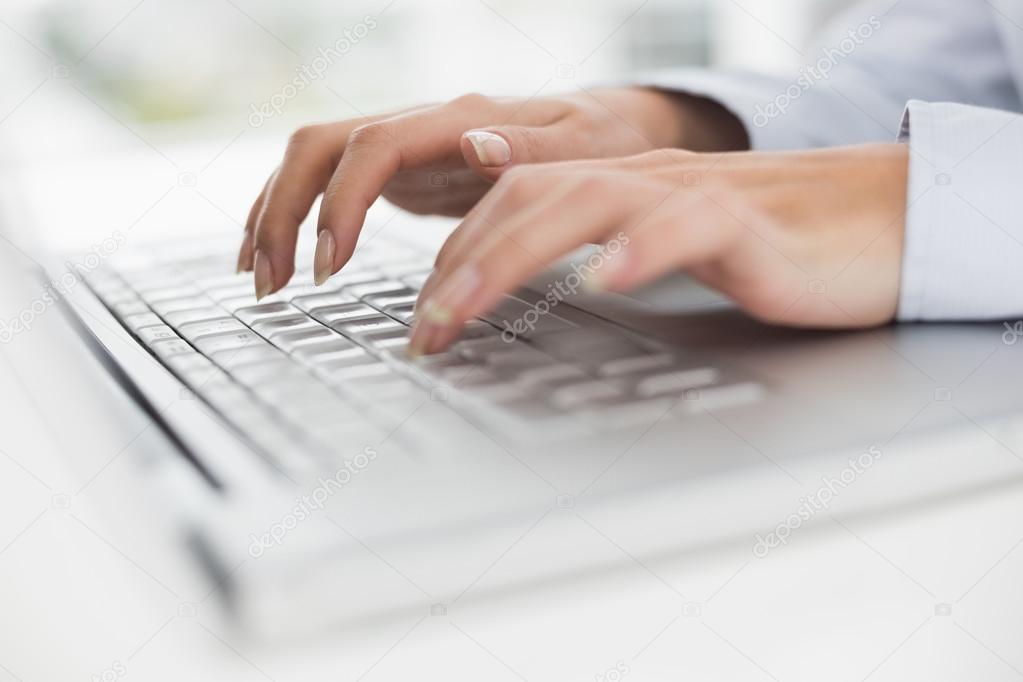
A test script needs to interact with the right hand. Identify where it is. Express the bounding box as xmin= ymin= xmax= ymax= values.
xmin=240 ymin=88 xmax=748 ymax=297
